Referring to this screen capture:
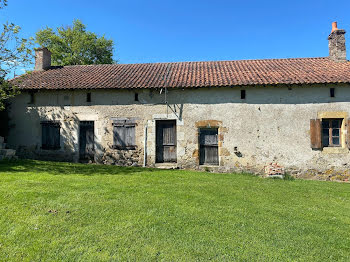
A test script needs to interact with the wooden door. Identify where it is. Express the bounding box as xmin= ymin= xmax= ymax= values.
xmin=156 ymin=120 xmax=177 ymax=163
xmin=79 ymin=121 xmax=95 ymax=161
xmin=199 ymin=128 xmax=219 ymax=165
